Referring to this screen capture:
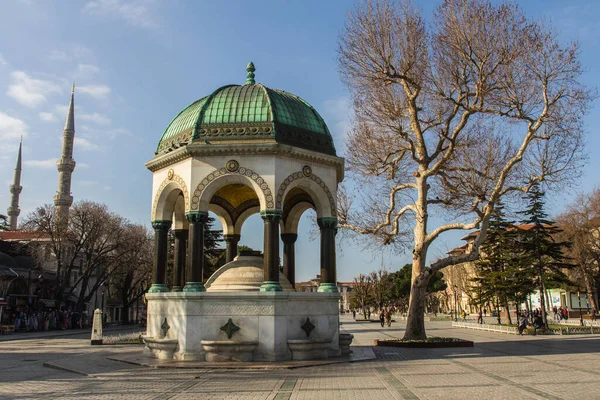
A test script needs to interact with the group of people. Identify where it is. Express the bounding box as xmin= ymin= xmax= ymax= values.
xmin=552 ymin=306 xmax=570 ymax=321
xmin=517 ymin=309 xmax=545 ymax=335
xmin=350 ymin=307 xmax=395 ymax=327
xmin=1 ymin=308 xmax=89 ymax=332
